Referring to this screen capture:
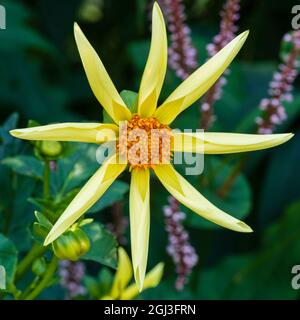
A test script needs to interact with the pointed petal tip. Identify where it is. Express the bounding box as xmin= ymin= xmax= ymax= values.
xmin=158 ymin=262 xmax=165 ymax=270
xmin=272 ymin=132 xmax=294 ymax=145
xmin=74 ymin=22 xmax=80 ymax=31
xmin=237 ymin=30 xmax=249 ymax=44
xmin=287 ymin=132 xmax=294 ymax=140
xmin=236 ymin=221 xmax=253 ymax=233
xmin=153 ymin=1 xmax=160 ymax=10
xmin=279 ymin=132 xmax=294 ymax=144
xmin=74 ymin=22 xmax=81 ymax=37
xmin=44 ymin=231 xmax=59 ymax=246
xmin=43 ymin=238 xmax=50 ymax=247
xmin=158 ymin=262 xmax=165 ymax=273
xmin=152 ymin=262 xmax=165 ymax=284
xmin=9 ymin=129 xmax=28 ymax=139
xmin=152 ymin=1 xmax=164 ymax=22
xmin=241 ymin=30 xmax=250 ymax=38
xmin=134 ymin=267 xmax=145 ymax=293
xmin=138 ymin=0 xmax=167 ymax=117
xmin=9 ymin=129 xmax=18 ymax=137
